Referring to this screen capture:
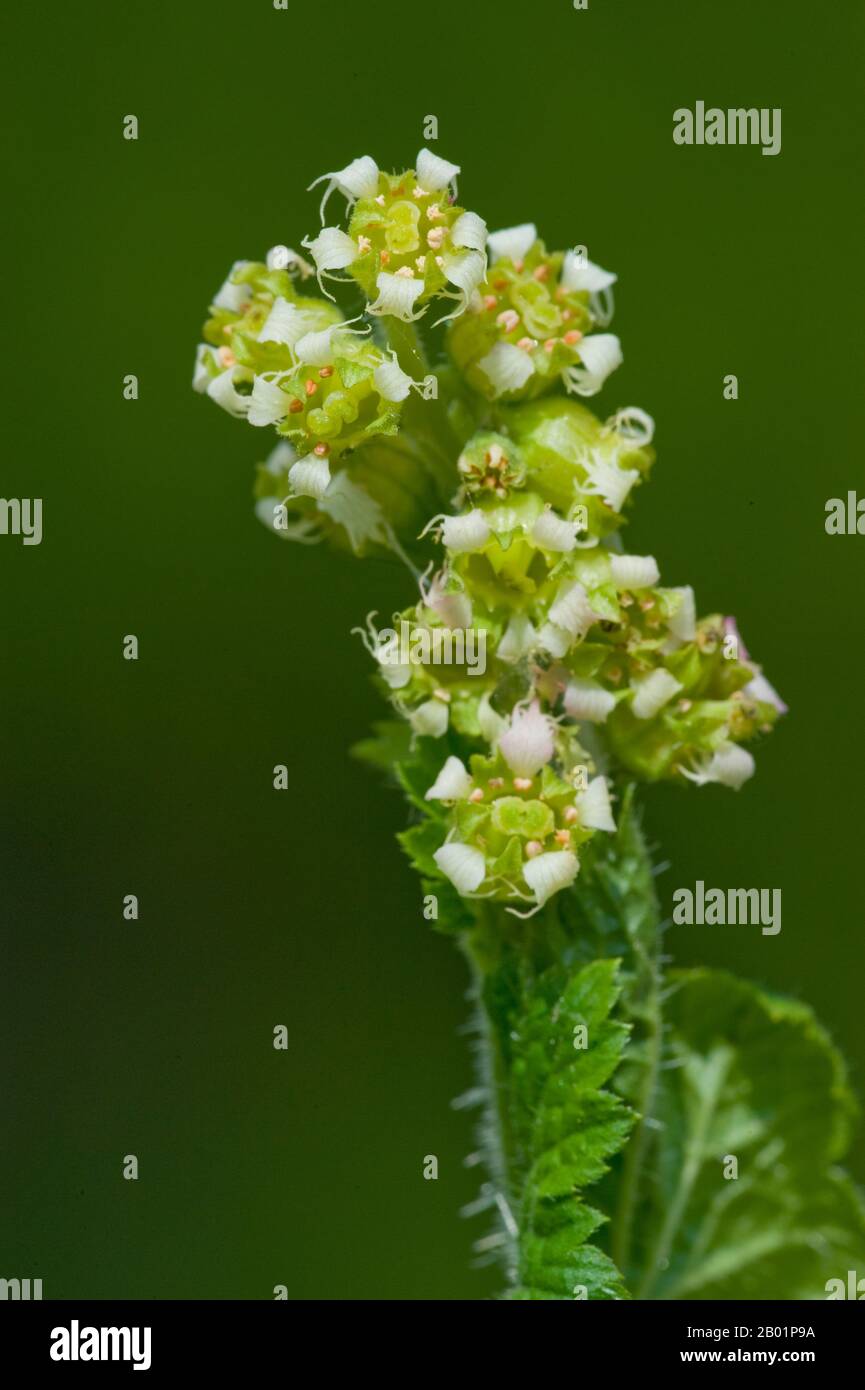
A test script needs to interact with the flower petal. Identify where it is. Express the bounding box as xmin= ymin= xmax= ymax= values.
xmin=531 ymin=507 xmax=579 ymax=552
xmin=610 ymin=554 xmax=660 ymax=590
xmin=563 ymin=678 xmax=616 ymax=723
xmin=487 ymin=223 xmax=537 ymax=263
xmin=416 ymin=148 xmax=460 ymax=192
xmin=206 ymin=366 xmax=250 ymax=418
xmin=409 ymin=700 xmax=449 ymax=738
xmin=497 ymin=613 xmax=537 ymax=663
xmin=499 ymin=700 xmax=555 ymax=778
xmin=374 ymin=355 xmax=415 ymax=402
xmin=563 ymin=333 xmax=623 ymax=397
xmin=450 ymin=210 xmax=487 ymax=252
xmin=433 ymin=841 xmax=486 ymax=893
xmin=561 ymin=254 xmax=617 ymax=294
xmin=477 ymin=341 xmax=535 ymax=396
xmin=425 ymin=755 xmax=473 ymax=800
xmin=577 ymin=777 xmax=616 ymax=832
xmin=440 ymin=509 xmax=490 ymax=553
xmin=548 ymin=580 xmax=598 ymax=639
xmin=247 ymin=374 xmax=290 ymax=427
xmin=368 ymin=270 xmax=425 ymax=321
xmin=523 ymin=850 xmax=578 ymax=907
xmin=212 ymin=262 xmax=251 ymax=312
xmin=288 ymin=454 xmax=331 ymax=501
xmin=631 ymin=668 xmax=682 ymax=719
